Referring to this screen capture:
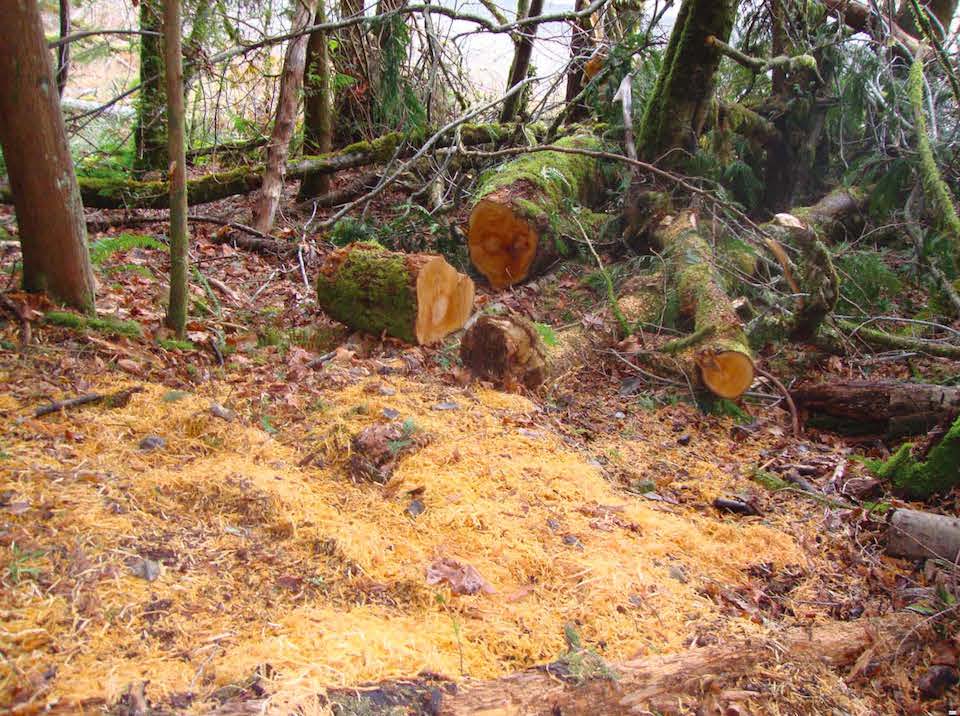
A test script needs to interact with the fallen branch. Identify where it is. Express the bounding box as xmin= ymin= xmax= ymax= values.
xmin=35 ymin=386 xmax=144 ymax=418
xmin=886 ymin=508 xmax=960 ymax=561
xmin=836 ymin=319 xmax=960 ymax=360
xmin=0 ymin=293 xmax=31 ymax=348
